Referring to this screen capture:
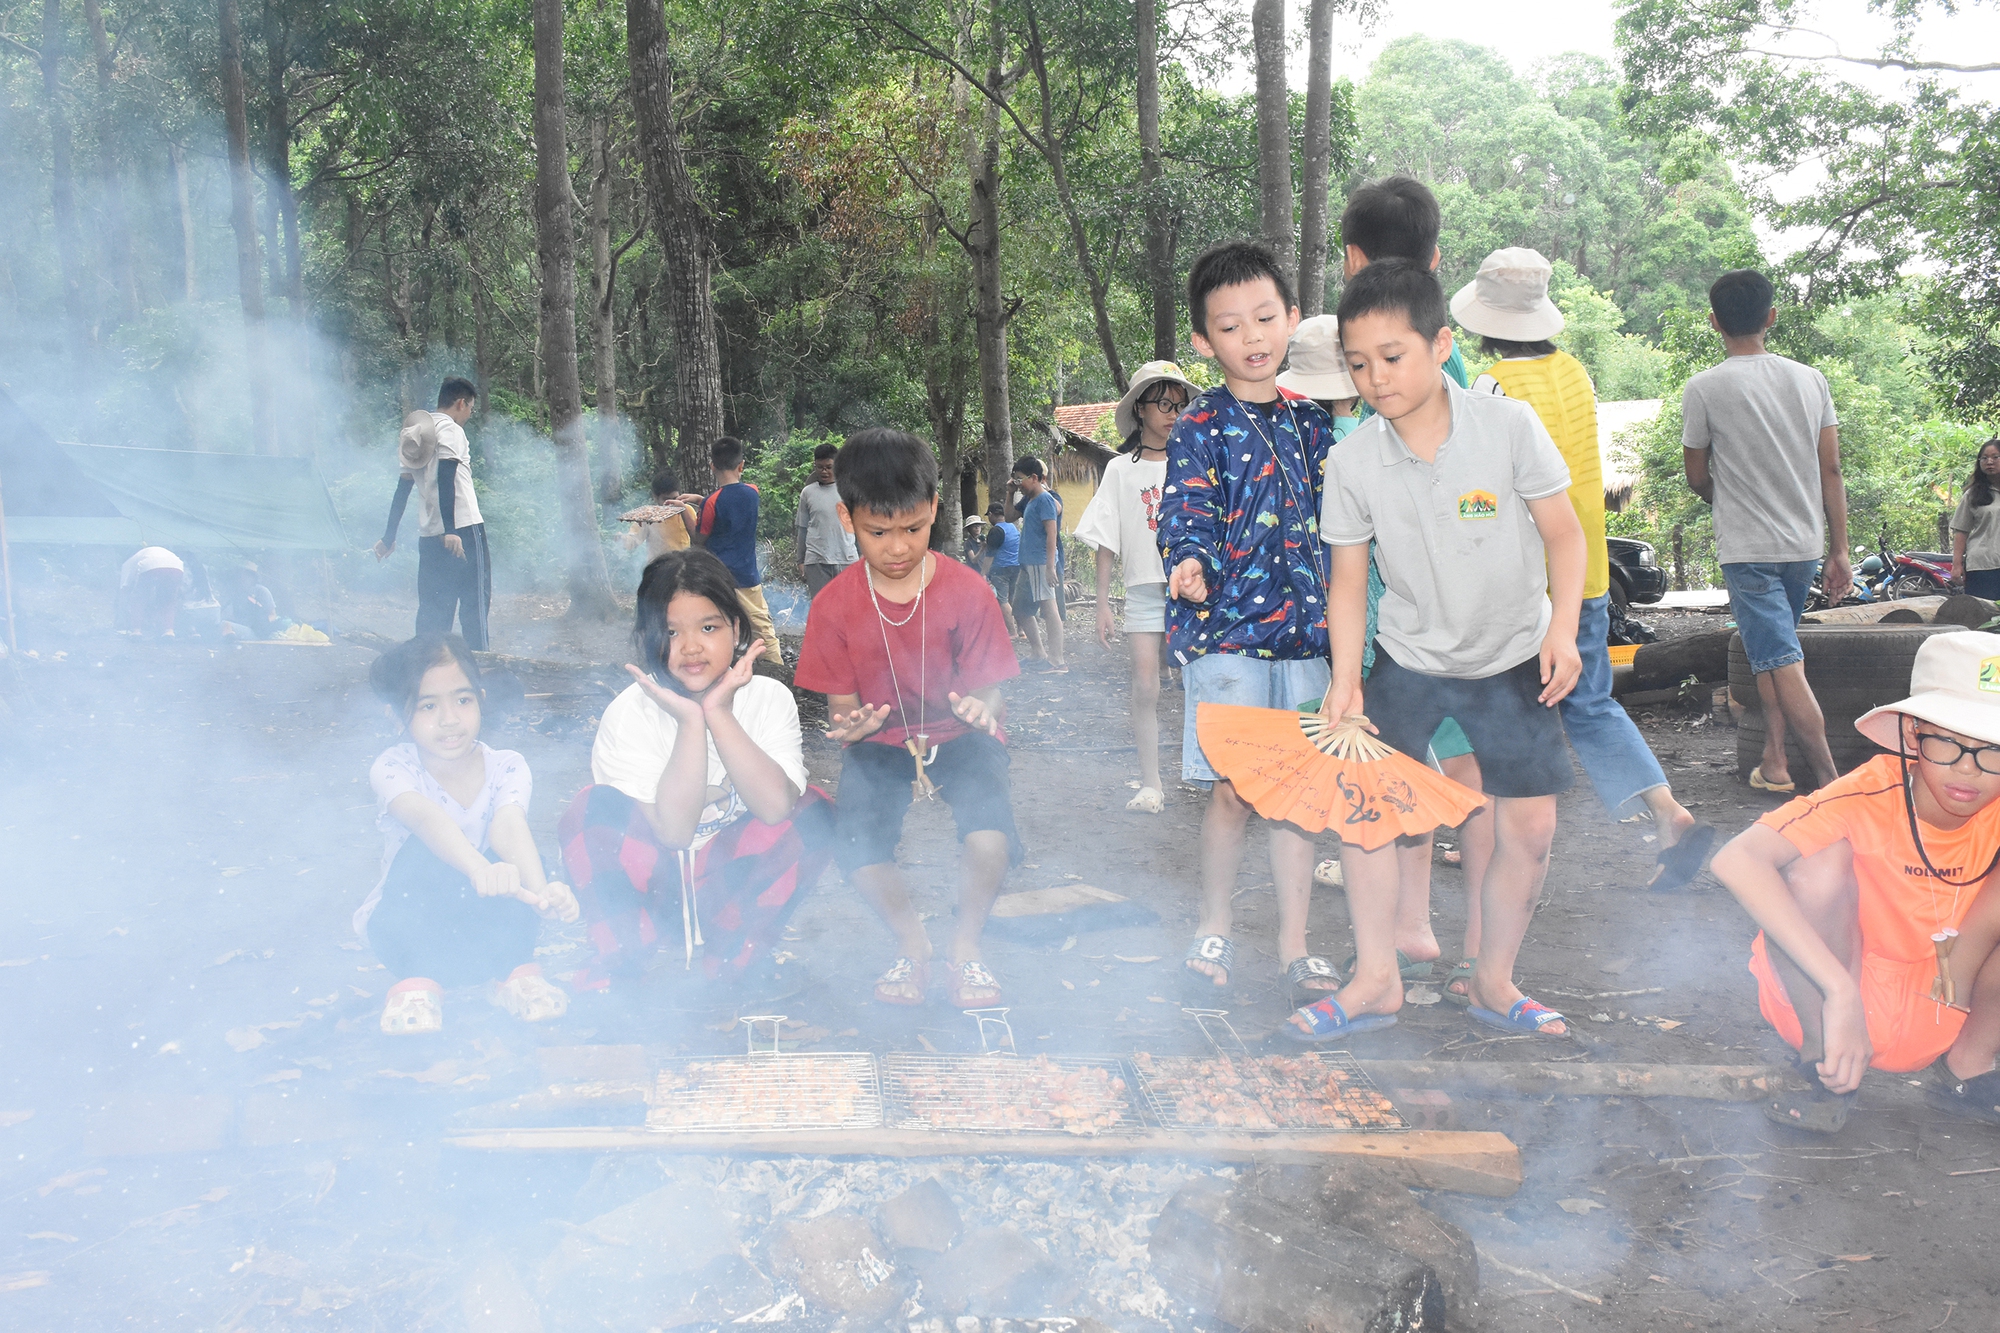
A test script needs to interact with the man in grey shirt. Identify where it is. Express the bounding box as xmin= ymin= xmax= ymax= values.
xmin=1682 ymin=269 xmax=1849 ymax=793
xmin=794 ymin=442 xmax=856 ymax=599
